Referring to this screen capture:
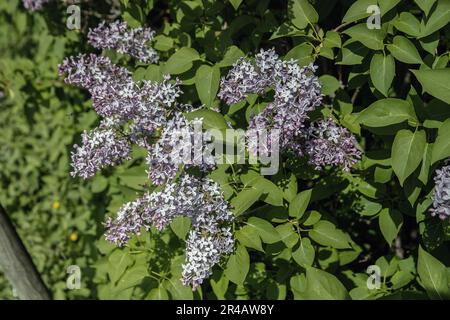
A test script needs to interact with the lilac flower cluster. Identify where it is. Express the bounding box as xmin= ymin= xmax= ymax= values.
xmin=23 ymin=0 xmax=49 ymax=11
xmin=70 ymin=122 xmax=132 ymax=179
xmin=219 ymin=48 xmax=361 ymax=171
xmin=302 ymin=117 xmax=361 ymax=171
xmin=430 ymin=162 xmax=450 ymax=220
xmin=104 ymin=174 xmax=234 ymax=289
xmin=88 ymin=21 xmax=159 ymax=63
xmin=146 ymin=112 xmax=215 ymax=185
xmin=59 ymin=52 xmax=191 ymax=178
xmin=61 ymin=20 xmax=235 ymax=290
